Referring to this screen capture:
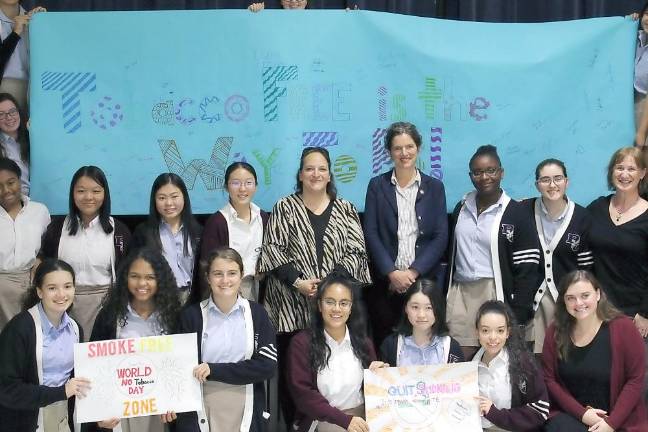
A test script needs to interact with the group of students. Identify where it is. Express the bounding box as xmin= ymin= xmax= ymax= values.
xmin=1 ymin=118 xmax=648 ymax=432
